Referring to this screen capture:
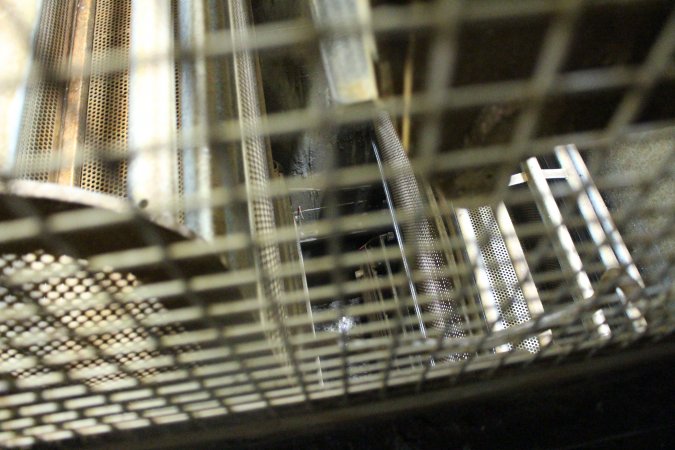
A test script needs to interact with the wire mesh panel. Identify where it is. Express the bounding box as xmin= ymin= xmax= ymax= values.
xmin=0 ymin=0 xmax=674 ymax=447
